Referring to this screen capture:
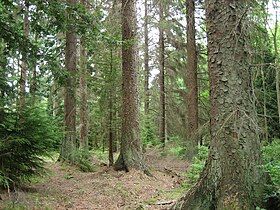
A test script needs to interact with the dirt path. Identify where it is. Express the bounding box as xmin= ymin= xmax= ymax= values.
xmin=0 ymin=149 xmax=189 ymax=209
